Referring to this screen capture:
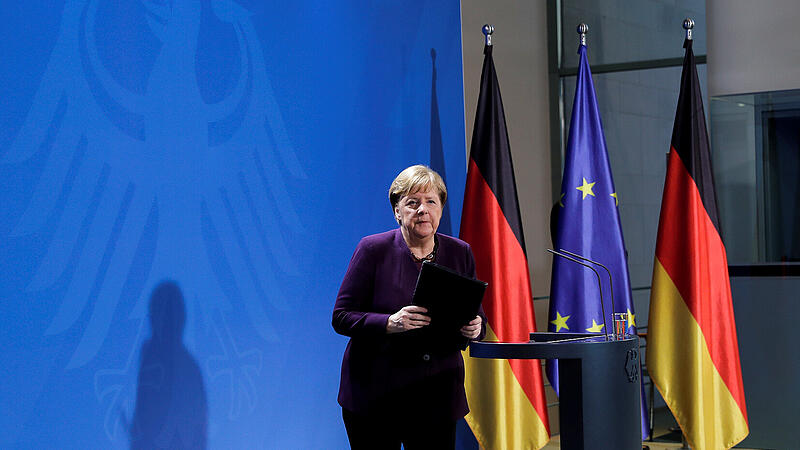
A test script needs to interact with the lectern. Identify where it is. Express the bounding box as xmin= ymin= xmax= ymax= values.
xmin=470 ymin=332 xmax=641 ymax=450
